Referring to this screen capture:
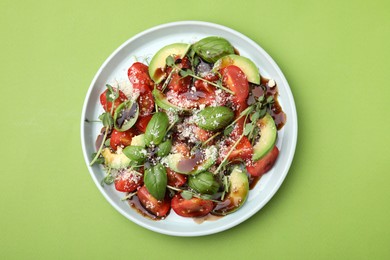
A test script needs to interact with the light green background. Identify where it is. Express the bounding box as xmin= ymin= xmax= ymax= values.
xmin=1 ymin=0 xmax=389 ymax=259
